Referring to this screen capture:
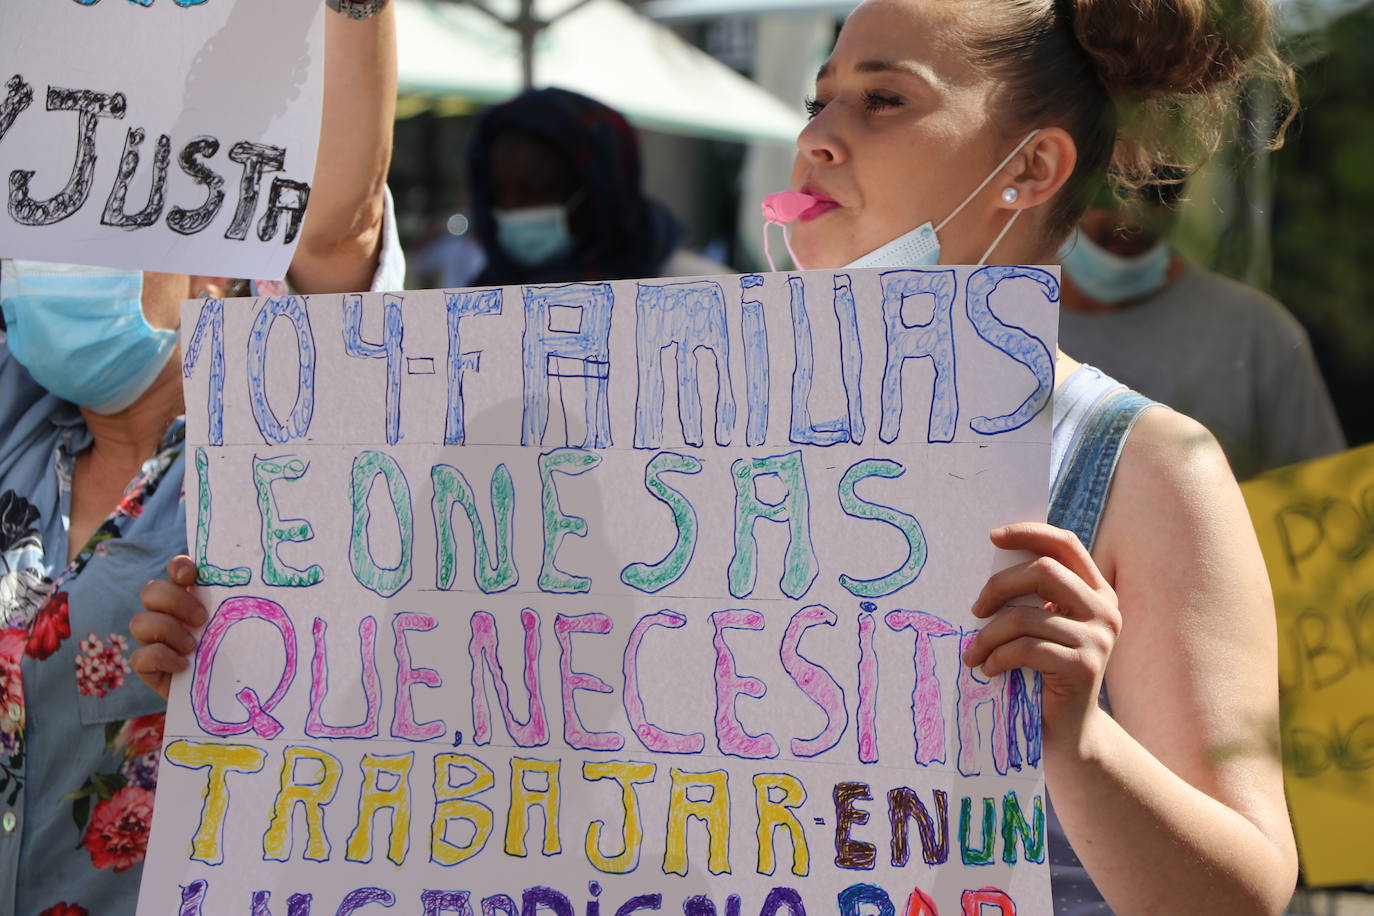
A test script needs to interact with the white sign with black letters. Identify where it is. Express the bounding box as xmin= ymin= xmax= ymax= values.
xmin=0 ymin=0 xmax=324 ymax=279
